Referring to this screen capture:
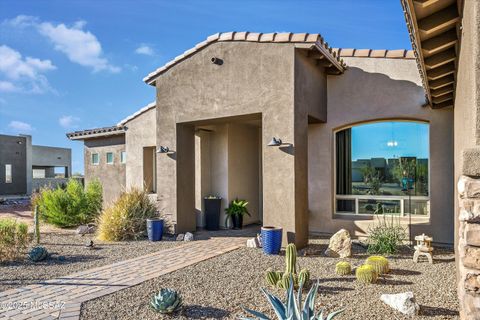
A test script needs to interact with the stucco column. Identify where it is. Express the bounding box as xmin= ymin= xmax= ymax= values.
xmin=262 ymin=112 xmax=308 ymax=248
